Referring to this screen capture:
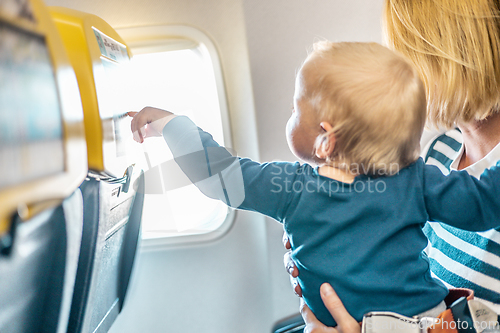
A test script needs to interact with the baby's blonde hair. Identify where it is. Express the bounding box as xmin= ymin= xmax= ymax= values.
xmin=384 ymin=0 xmax=500 ymax=128
xmin=301 ymin=41 xmax=426 ymax=175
